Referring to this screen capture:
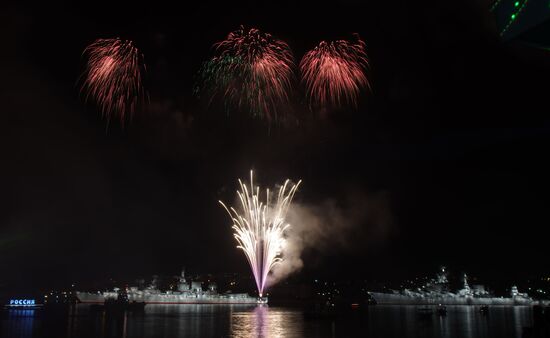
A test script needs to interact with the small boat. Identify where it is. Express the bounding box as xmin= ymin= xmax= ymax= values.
xmin=126 ymin=301 xmax=146 ymax=312
xmin=436 ymin=304 xmax=447 ymax=316
xmin=480 ymin=305 xmax=489 ymax=315
xmin=417 ymin=306 xmax=433 ymax=319
xmin=303 ymin=301 xmax=340 ymax=320
xmin=89 ymin=304 xmax=104 ymax=312
xmin=103 ymin=298 xmax=146 ymax=313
